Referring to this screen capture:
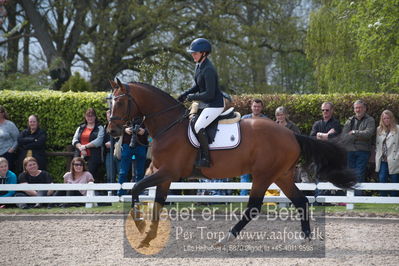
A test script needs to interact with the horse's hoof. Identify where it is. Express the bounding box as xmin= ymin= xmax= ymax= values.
xmin=138 ymin=240 xmax=150 ymax=248
xmin=129 ymin=208 xmax=146 ymax=234
xmin=290 ymin=235 xmax=312 ymax=245
xmin=213 ymin=231 xmax=235 ymax=247
xmin=135 ymin=220 xmax=146 ymax=234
